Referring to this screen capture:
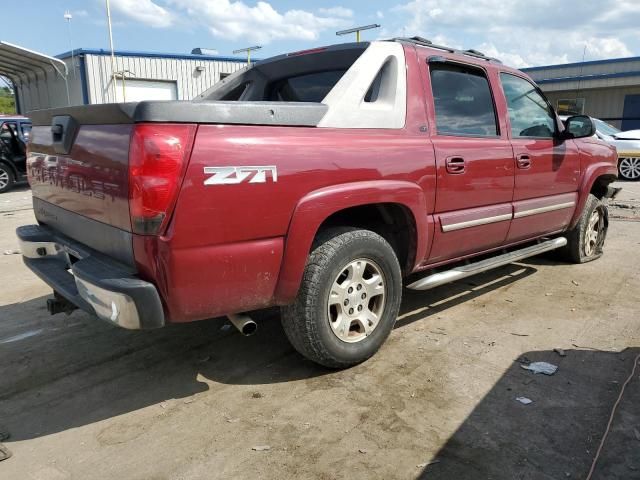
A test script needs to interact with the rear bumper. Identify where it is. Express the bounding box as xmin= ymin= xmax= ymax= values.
xmin=16 ymin=224 xmax=164 ymax=330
